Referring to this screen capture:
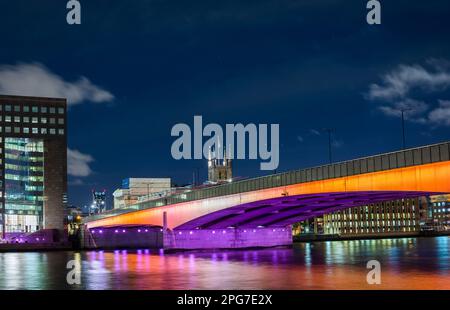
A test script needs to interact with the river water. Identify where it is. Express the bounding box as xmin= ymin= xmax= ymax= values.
xmin=0 ymin=237 xmax=448 ymax=290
